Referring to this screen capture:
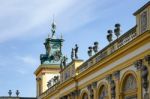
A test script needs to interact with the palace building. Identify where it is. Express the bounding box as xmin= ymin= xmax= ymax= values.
xmin=34 ymin=1 xmax=150 ymax=99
